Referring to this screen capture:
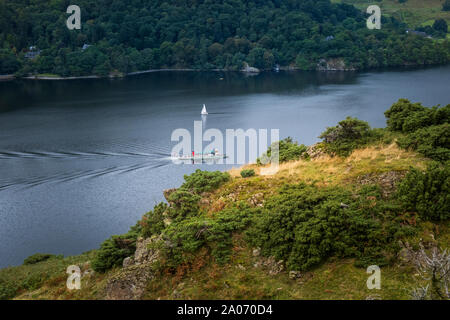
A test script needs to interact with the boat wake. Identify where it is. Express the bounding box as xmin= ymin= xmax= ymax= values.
xmin=0 ymin=149 xmax=170 ymax=160
xmin=0 ymin=160 xmax=170 ymax=192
